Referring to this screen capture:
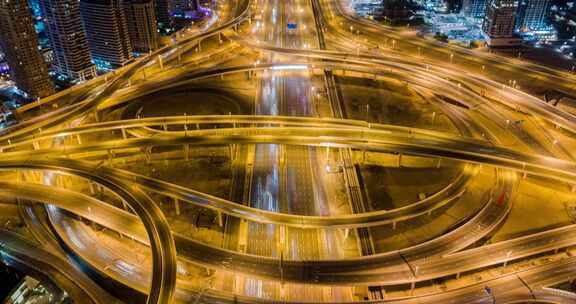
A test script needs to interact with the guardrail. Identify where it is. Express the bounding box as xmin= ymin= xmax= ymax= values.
xmin=541 ymin=287 xmax=576 ymax=300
